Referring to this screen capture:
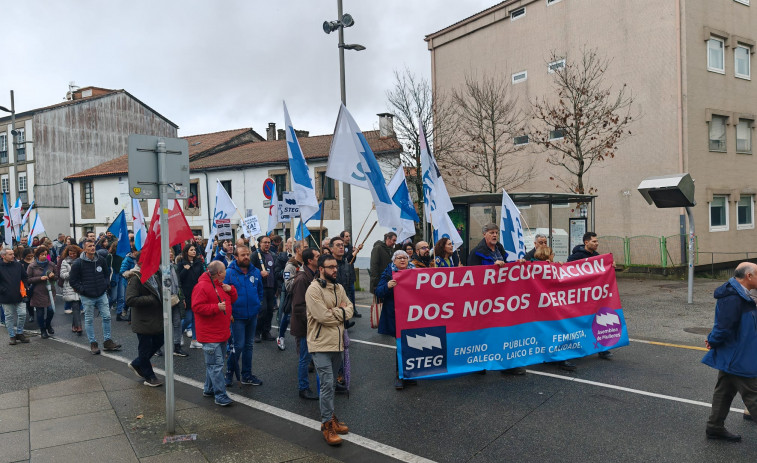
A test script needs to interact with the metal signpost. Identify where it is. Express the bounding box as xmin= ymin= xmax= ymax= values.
xmin=128 ymin=135 xmax=189 ymax=434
